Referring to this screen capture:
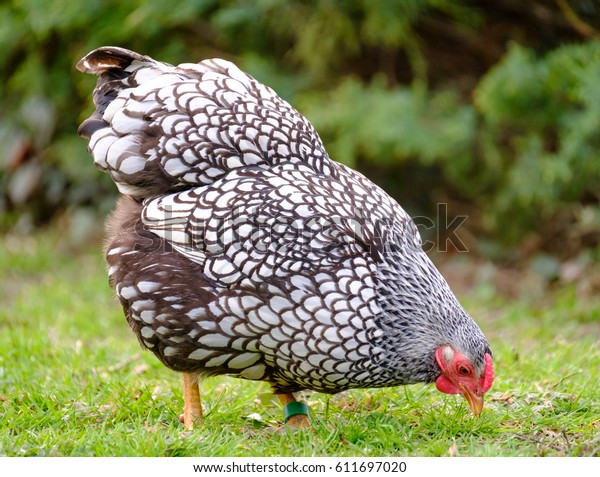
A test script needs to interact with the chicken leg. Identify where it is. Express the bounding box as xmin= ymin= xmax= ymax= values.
xmin=181 ymin=372 xmax=203 ymax=430
xmin=278 ymin=393 xmax=310 ymax=428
